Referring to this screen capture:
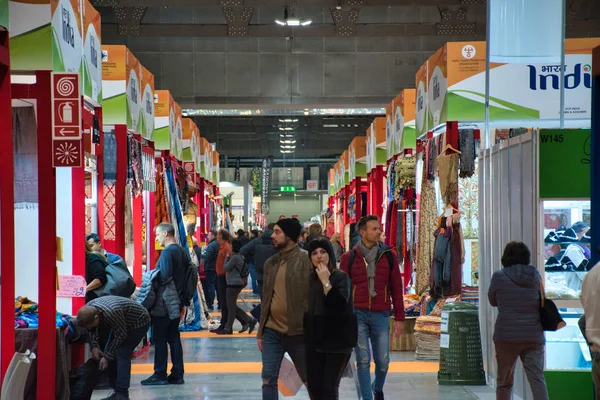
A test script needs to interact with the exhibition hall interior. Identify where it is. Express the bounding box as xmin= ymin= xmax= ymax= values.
xmin=1 ymin=0 xmax=600 ymax=399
